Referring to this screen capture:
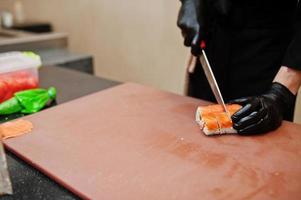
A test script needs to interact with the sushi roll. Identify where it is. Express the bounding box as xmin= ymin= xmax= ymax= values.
xmin=196 ymin=104 xmax=242 ymax=136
